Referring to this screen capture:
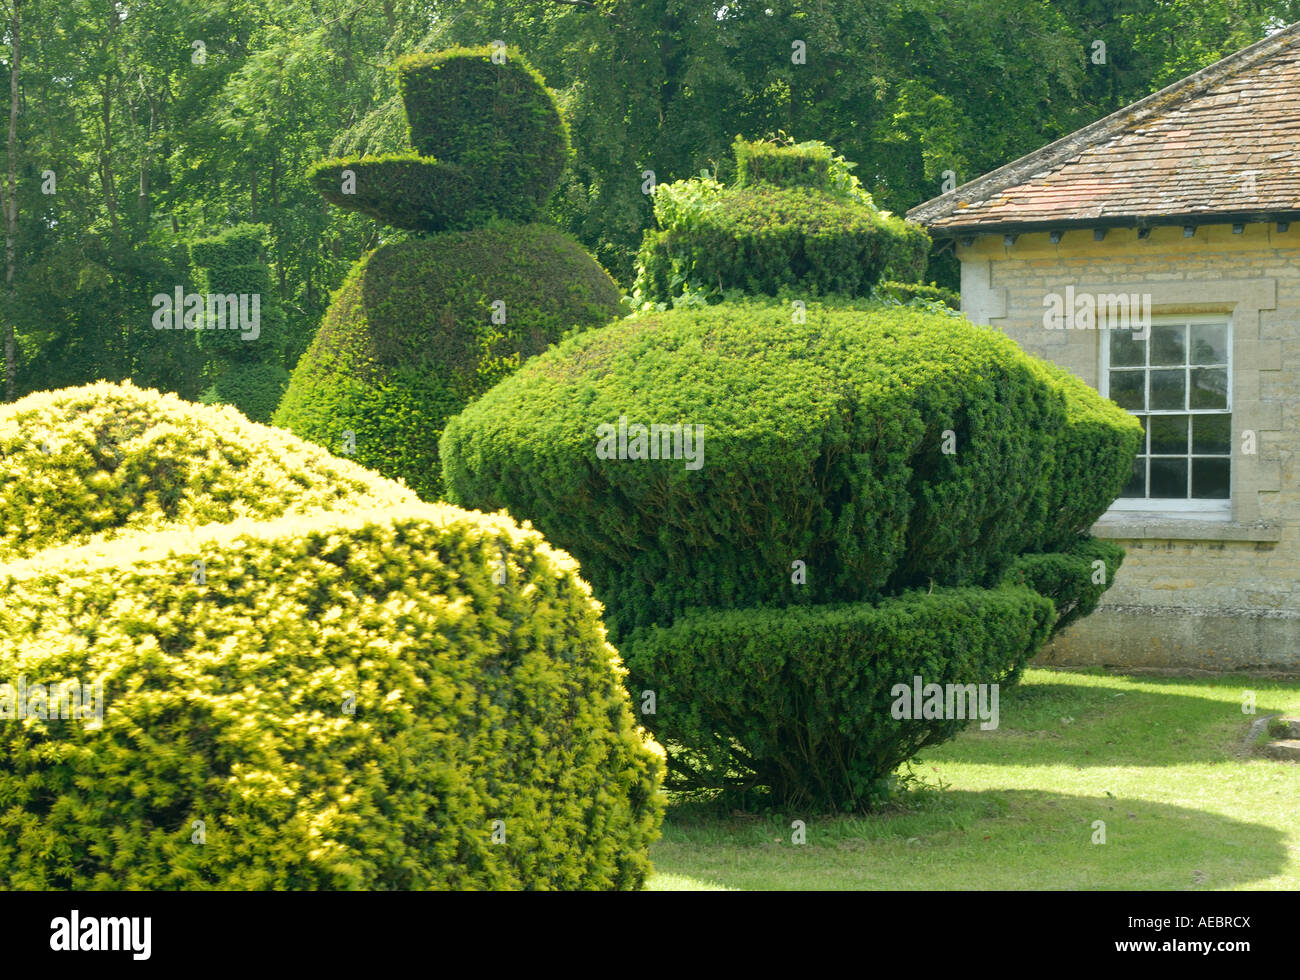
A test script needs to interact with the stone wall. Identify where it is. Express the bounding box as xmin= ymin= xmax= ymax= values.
xmin=957 ymin=222 xmax=1299 ymax=672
